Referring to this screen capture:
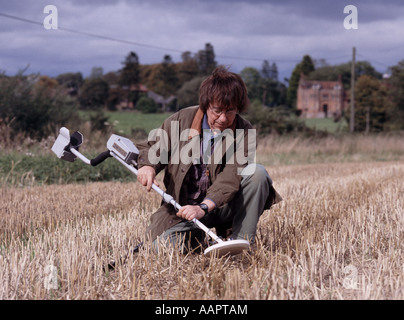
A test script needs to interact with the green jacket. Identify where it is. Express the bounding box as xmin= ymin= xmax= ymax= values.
xmin=136 ymin=106 xmax=281 ymax=240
